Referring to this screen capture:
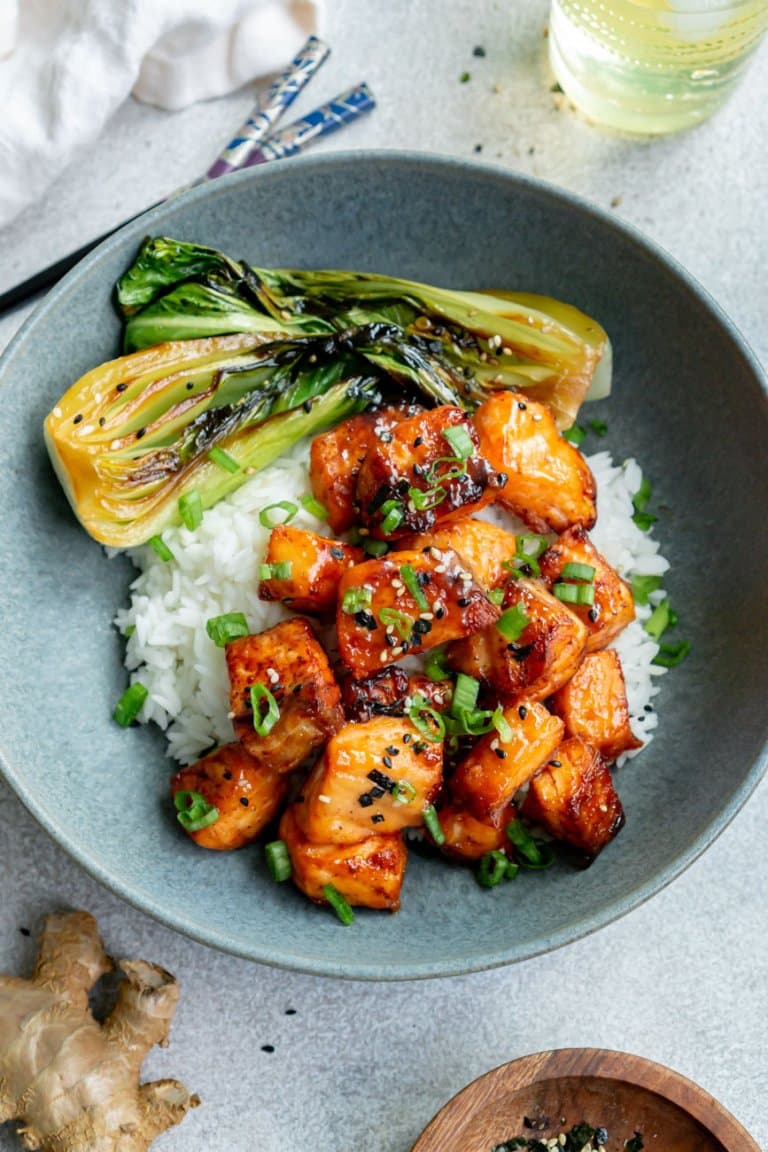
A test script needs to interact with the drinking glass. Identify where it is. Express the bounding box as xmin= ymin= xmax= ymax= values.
xmin=549 ymin=0 xmax=768 ymax=134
